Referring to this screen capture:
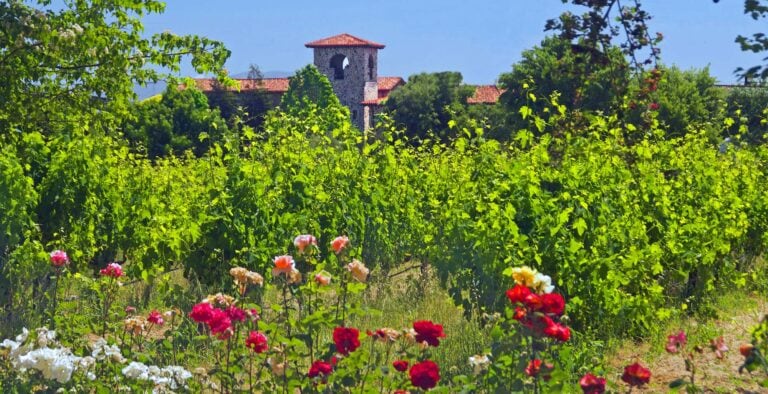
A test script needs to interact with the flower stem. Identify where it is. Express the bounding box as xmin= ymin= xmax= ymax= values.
xmin=530 ymin=336 xmax=539 ymax=394
xmin=359 ymin=338 xmax=377 ymax=393
xmin=248 ymin=352 xmax=253 ymax=393
xmin=101 ymin=279 xmax=114 ymax=337
xmin=379 ymin=343 xmax=393 ymax=394
xmin=50 ymin=271 xmax=59 ymax=329
xmin=308 ymin=289 xmax=315 ymax=362
xmin=282 ymin=280 xmax=291 ymax=336
xmin=225 ymin=336 xmax=232 ymax=384
xmin=335 ymin=253 xmax=348 ymax=325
